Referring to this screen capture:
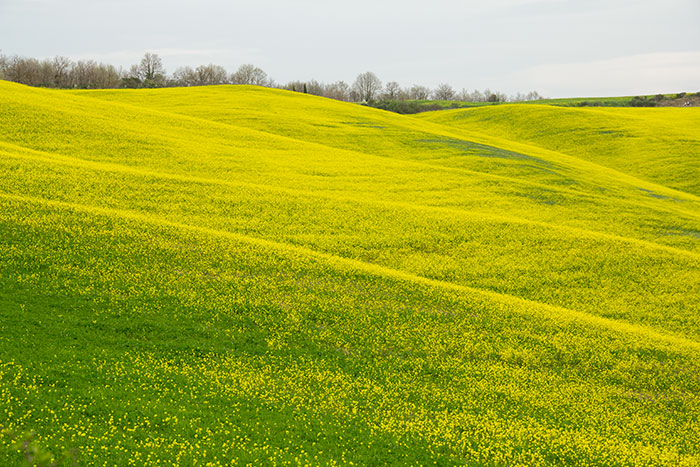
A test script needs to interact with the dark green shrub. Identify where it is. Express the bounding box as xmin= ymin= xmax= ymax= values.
xmin=629 ymin=96 xmax=656 ymax=107
xmin=120 ymin=77 xmax=142 ymax=88
xmin=371 ymin=100 xmax=435 ymax=114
